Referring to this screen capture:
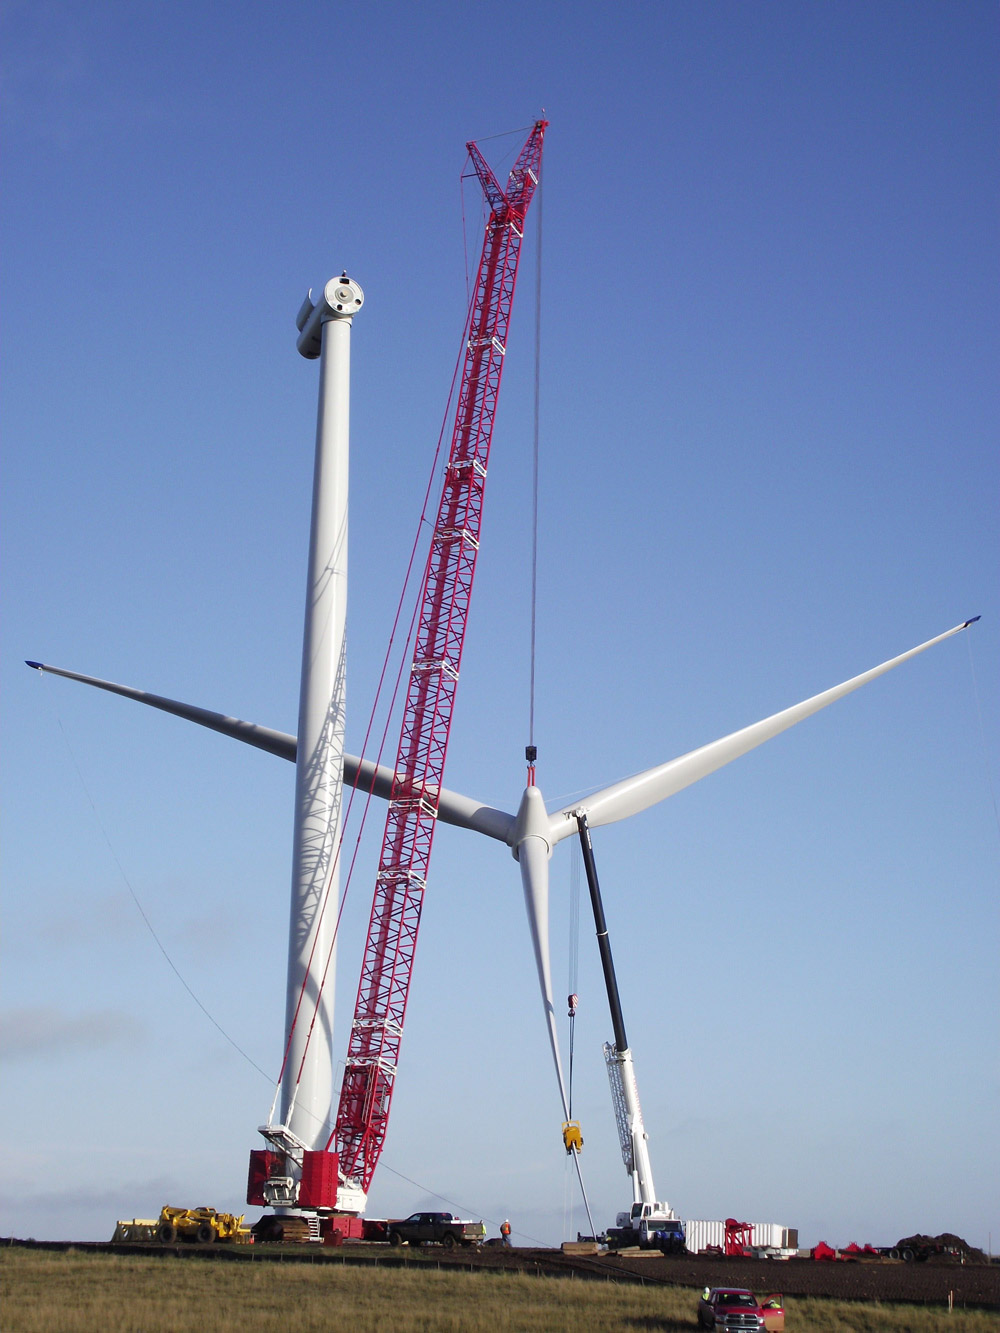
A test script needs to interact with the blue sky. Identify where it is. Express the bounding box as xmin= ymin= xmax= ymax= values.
xmin=2 ymin=1 xmax=997 ymax=1250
